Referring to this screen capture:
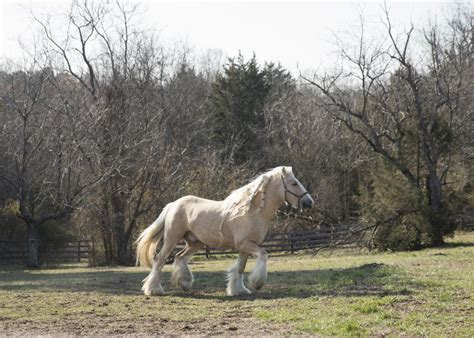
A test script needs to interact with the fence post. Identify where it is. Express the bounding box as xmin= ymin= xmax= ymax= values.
xmin=205 ymin=245 xmax=210 ymax=258
xmin=91 ymin=240 xmax=95 ymax=265
xmin=77 ymin=241 xmax=81 ymax=262
xmin=290 ymin=234 xmax=294 ymax=254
